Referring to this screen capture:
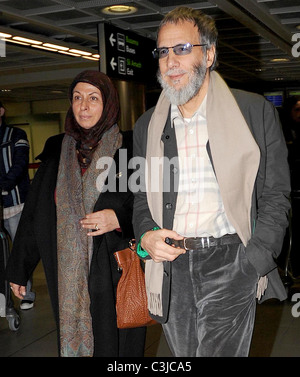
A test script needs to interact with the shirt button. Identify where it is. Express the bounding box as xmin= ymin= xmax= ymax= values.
xmin=165 ymin=203 xmax=173 ymax=210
